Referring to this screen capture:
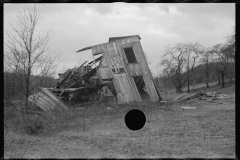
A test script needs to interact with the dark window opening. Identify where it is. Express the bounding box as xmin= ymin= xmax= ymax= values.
xmin=124 ymin=47 xmax=137 ymax=63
